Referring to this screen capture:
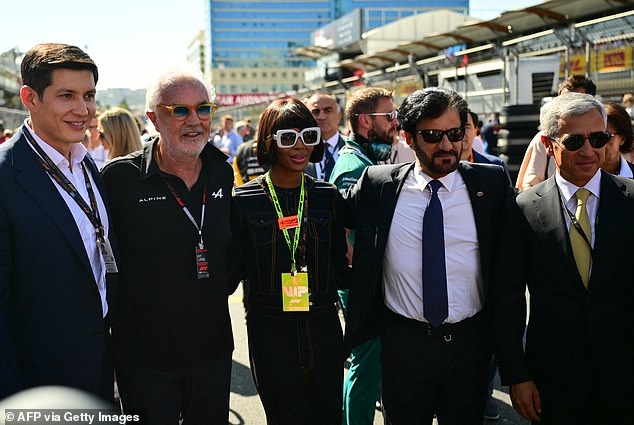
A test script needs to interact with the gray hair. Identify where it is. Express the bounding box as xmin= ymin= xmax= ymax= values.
xmin=539 ymin=92 xmax=607 ymax=137
xmin=145 ymin=65 xmax=215 ymax=112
